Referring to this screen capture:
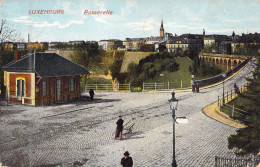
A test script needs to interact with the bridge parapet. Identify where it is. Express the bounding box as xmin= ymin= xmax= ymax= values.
xmin=194 ymin=58 xmax=249 ymax=87
xmin=199 ymin=53 xmax=248 ymax=65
